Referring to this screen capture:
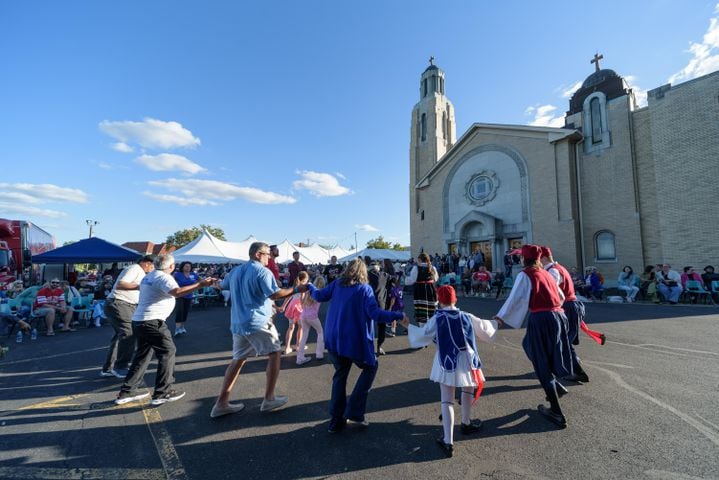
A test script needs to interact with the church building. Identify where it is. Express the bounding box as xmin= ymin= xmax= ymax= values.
xmin=409 ymin=56 xmax=719 ymax=282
